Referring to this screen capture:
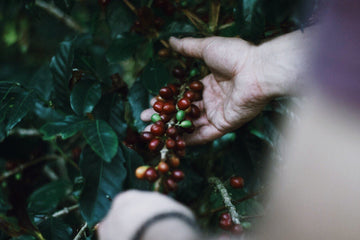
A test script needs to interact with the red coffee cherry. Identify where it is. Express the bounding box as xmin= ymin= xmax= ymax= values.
xmin=140 ymin=132 xmax=154 ymax=142
xmin=176 ymin=138 xmax=186 ymax=150
xmin=189 ymin=80 xmax=204 ymax=91
xmin=135 ymin=166 xmax=149 ymax=179
xmin=162 ymin=102 xmax=176 ymax=114
xmin=171 ymin=170 xmax=184 ymax=182
xmin=232 ymin=224 xmax=243 ymax=234
xmin=158 ymin=162 xmax=169 ymax=173
xmin=148 ymin=138 xmax=161 ymax=151
xmin=165 ymin=178 xmax=178 ymax=191
xmin=159 ymin=87 xmax=174 ymax=99
xmin=230 ymin=176 xmax=244 ymax=189
xmin=193 ymin=92 xmax=202 ymax=101
xmin=190 ymin=104 xmax=201 ymax=119
xmin=219 ymin=218 xmax=233 ymax=230
xmin=177 ymin=98 xmax=191 ymax=110
xmin=184 ymin=125 xmax=195 ymax=134
xmin=153 ymin=101 xmax=164 ymax=113
xmin=166 ymin=126 xmax=178 ymax=138
xmin=169 ymin=156 xmax=180 ymax=167
xmin=184 ymin=90 xmax=196 ymax=101
xmin=220 ymin=212 xmax=231 ymax=220
xmin=172 ymin=66 xmax=186 ymax=79
xmin=145 ymin=167 xmax=159 ymax=182
xmin=160 ymin=113 xmax=172 ymax=123
xmin=151 ymin=122 xmax=165 ymax=136
xmin=166 ymin=138 xmax=176 ymax=149
xmin=167 ymin=84 xmax=179 ymax=95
